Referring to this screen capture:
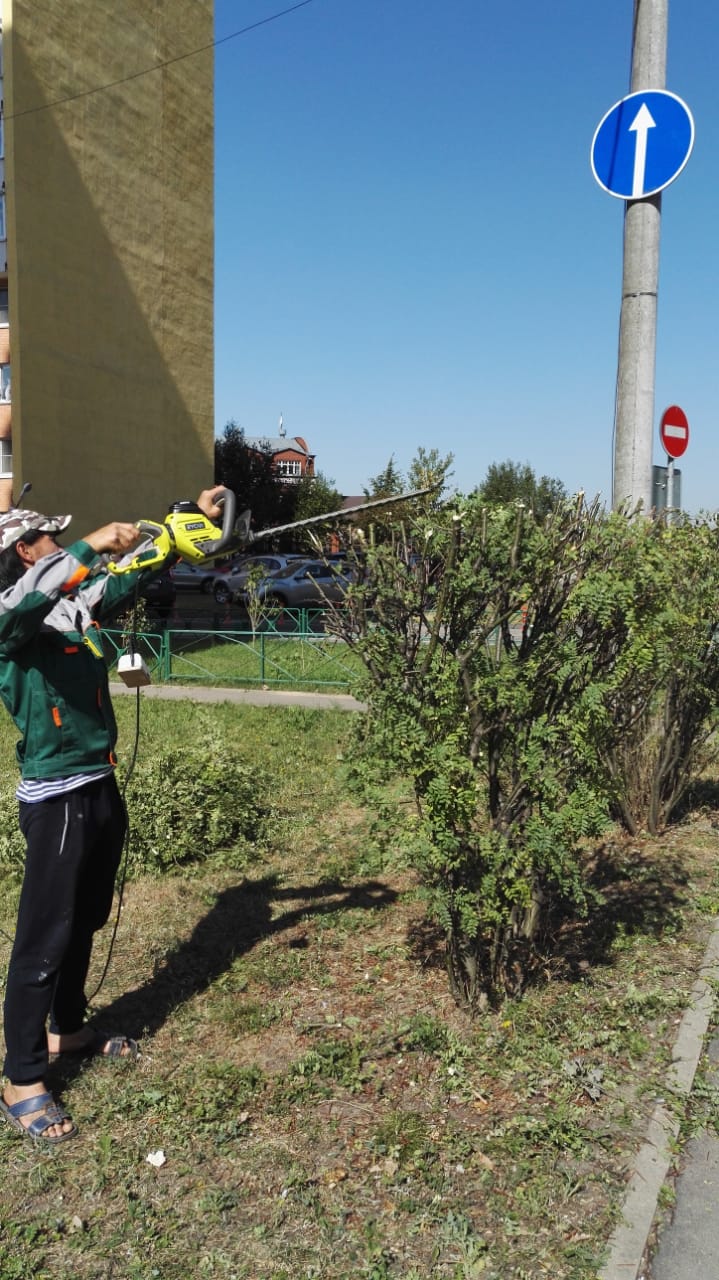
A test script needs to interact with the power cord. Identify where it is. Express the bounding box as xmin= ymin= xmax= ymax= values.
xmin=86 ymin=683 xmax=142 ymax=1006
xmin=87 ymin=581 xmax=145 ymax=1006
